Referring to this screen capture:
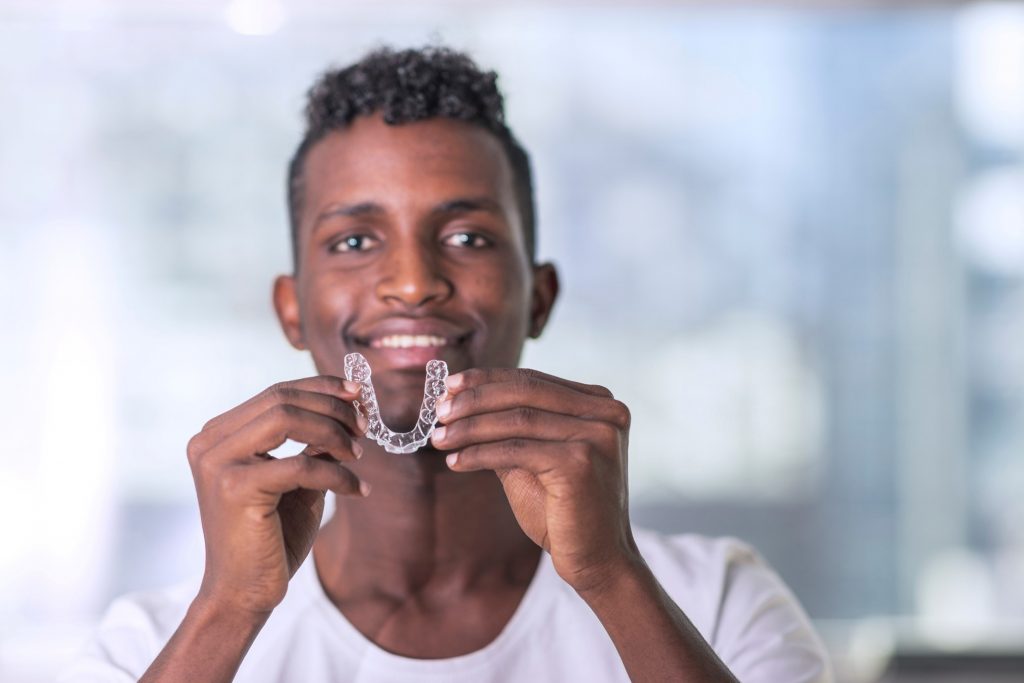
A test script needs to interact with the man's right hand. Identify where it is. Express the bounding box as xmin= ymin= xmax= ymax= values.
xmin=185 ymin=375 xmax=368 ymax=619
